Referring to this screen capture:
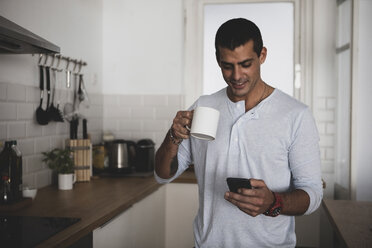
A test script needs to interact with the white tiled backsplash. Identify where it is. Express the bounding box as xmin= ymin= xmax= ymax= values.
xmin=1 ymin=81 xmax=184 ymax=189
xmin=0 ymin=82 xmax=104 ymax=188
xmin=102 ymin=94 xmax=184 ymax=149
xmin=2 ymin=80 xmax=336 ymax=193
